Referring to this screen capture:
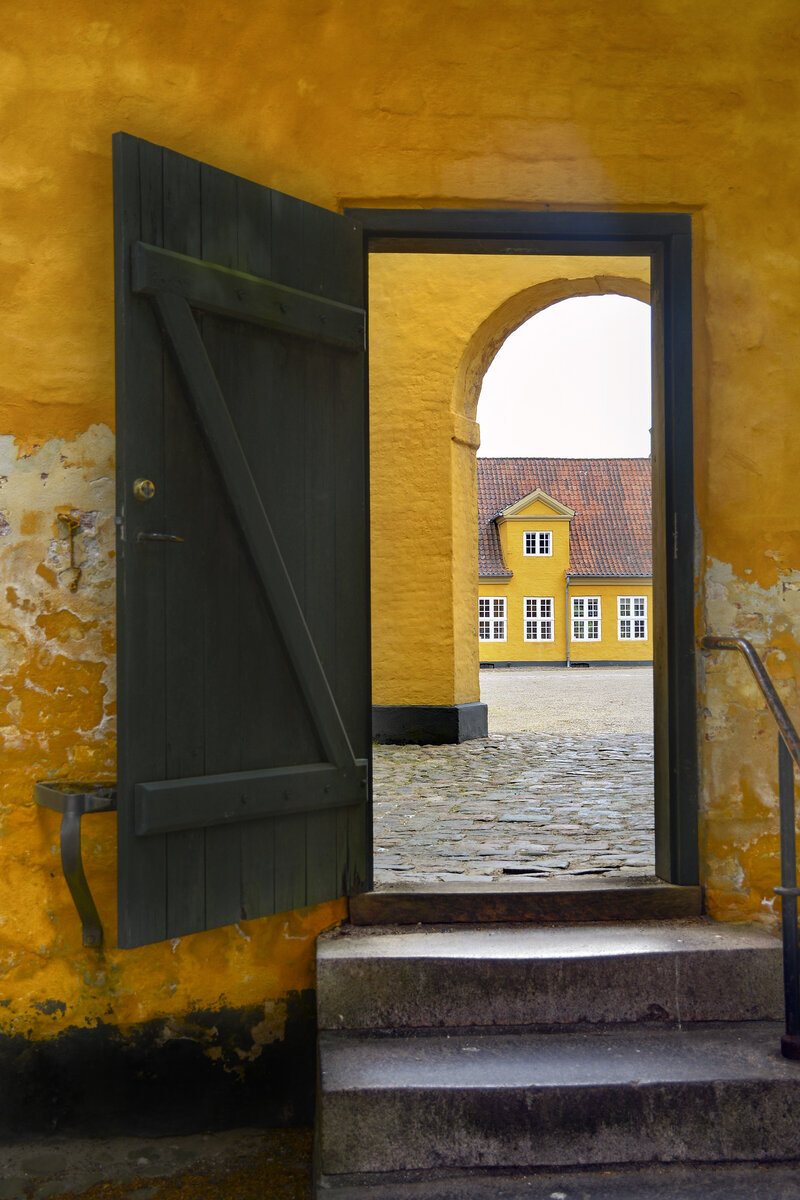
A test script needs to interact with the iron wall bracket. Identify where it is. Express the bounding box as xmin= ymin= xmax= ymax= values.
xmin=34 ymin=781 xmax=117 ymax=947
